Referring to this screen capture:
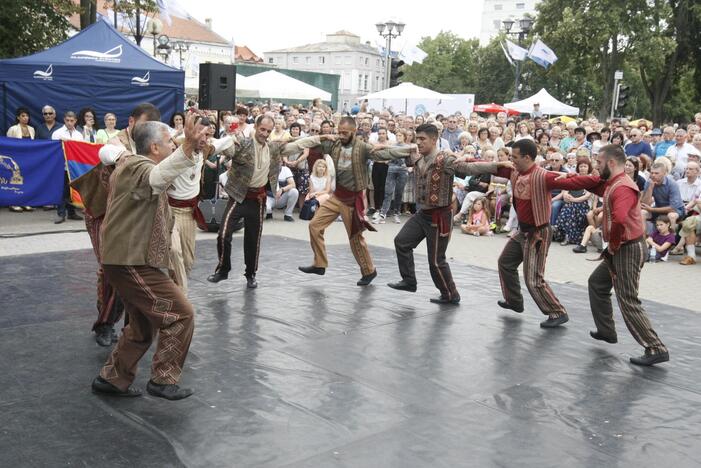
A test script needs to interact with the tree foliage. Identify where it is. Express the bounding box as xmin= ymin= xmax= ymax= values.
xmin=0 ymin=0 xmax=79 ymax=59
